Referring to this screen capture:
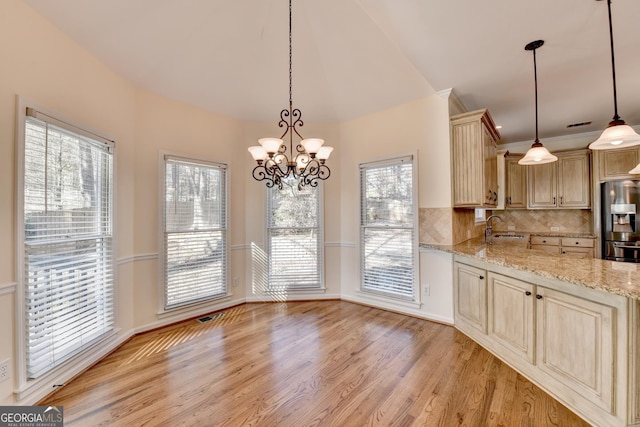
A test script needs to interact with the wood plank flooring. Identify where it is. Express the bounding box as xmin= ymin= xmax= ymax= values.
xmin=40 ymin=301 xmax=589 ymax=426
